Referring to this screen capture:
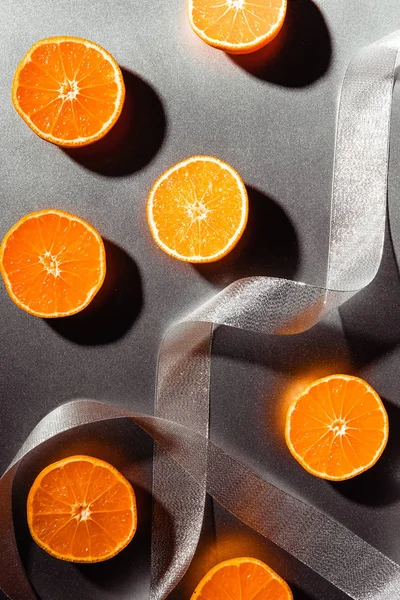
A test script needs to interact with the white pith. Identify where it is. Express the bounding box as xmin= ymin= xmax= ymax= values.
xmin=59 ymin=78 xmax=80 ymax=102
xmin=39 ymin=250 xmax=62 ymax=278
xmin=72 ymin=503 xmax=91 ymax=522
